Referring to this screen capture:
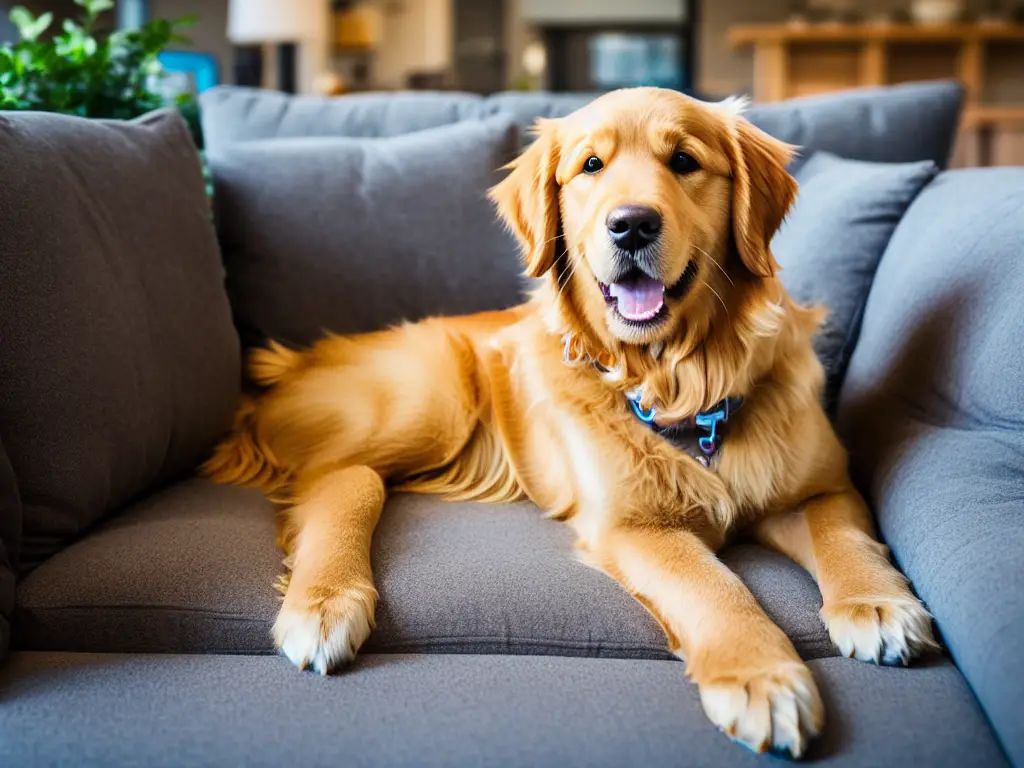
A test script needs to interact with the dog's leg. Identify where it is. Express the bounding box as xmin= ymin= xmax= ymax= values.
xmin=273 ymin=465 xmax=385 ymax=674
xmin=755 ymin=489 xmax=939 ymax=665
xmin=597 ymin=526 xmax=824 ymax=757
